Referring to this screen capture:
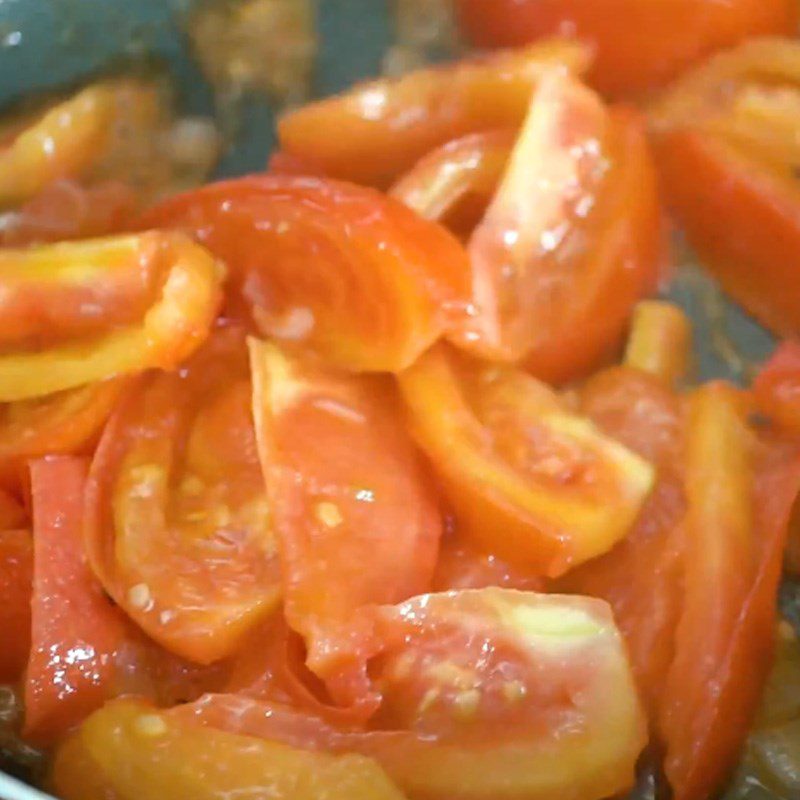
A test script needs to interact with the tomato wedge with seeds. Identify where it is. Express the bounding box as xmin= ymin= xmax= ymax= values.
xmin=249 ymin=339 xmax=441 ymax=711
xmin=171 ymin=588 xmax=646 ymax=800
xmin=85 ymin=326 xmax=279 ymax=665
xmin=143 ymin=175 xmax=470 ymax=374
xmin=277 ymin=40 xmax=591 ymax=188
xmin=452 ymin=71 xmax=663 ymax=381
xmin=0 ymin=528 xmax=32 ymax=682
xmin=399 ymin=345 xmax=654 ymax=577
